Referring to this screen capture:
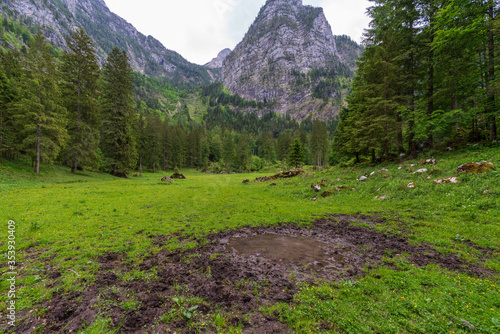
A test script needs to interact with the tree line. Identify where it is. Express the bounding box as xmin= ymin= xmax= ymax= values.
xmin=333 ymin=0 xmax=498 ymax=162
xmin=0 ymin=29 xmax=332 ymax=176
